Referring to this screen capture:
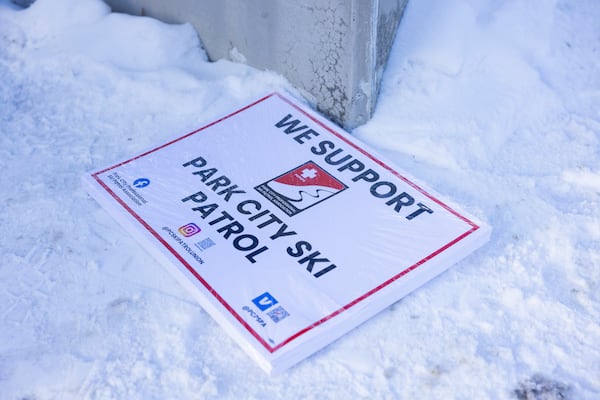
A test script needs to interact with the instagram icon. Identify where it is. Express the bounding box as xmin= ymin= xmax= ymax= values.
xmin=178 ymin=223 xmax=201 ymax=237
